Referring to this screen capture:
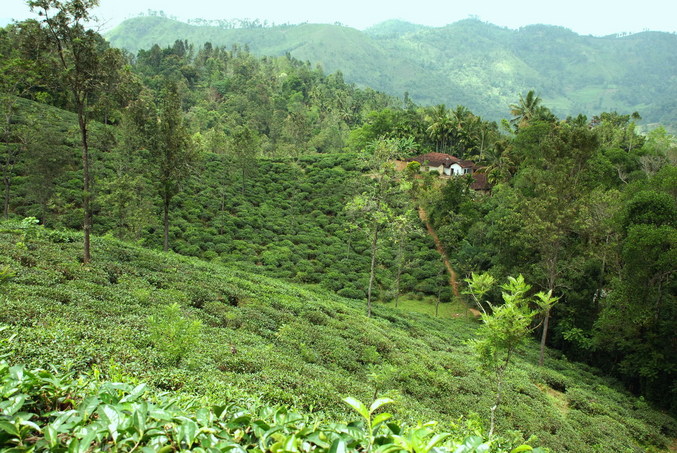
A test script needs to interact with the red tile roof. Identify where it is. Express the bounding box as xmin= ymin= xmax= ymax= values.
xmin=457 ymin=159 xmax=476 ymax=169
xmin=406 ymin=152 xmax=460 ymax=167
xmin=470 ymin=172 xmax=491 ymax=191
